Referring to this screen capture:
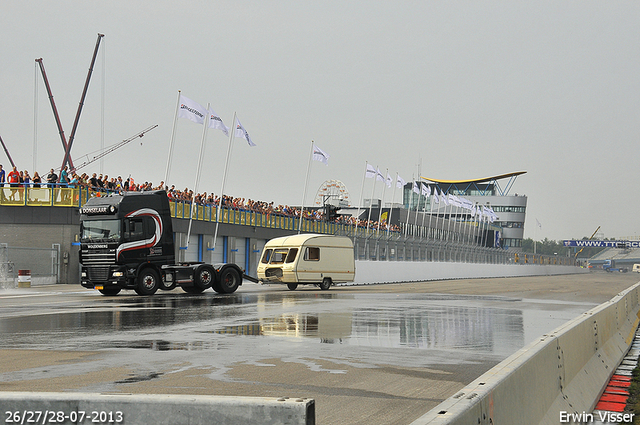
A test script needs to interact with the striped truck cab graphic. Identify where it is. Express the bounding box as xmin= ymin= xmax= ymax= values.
xmin=116 ymin=208 xmax=164 ymax=260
